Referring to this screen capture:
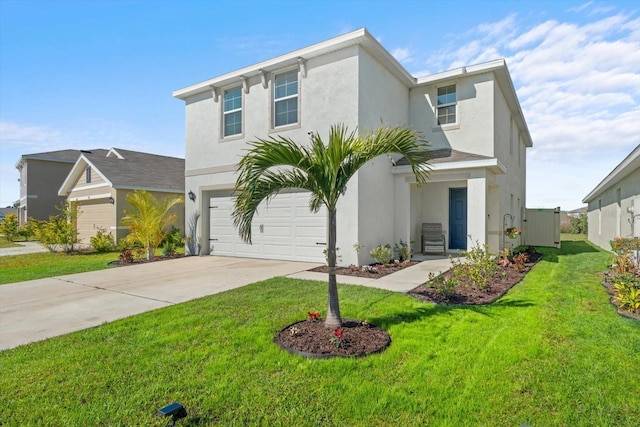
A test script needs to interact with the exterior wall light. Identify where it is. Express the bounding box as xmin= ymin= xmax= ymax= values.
xmin=188 ymin=191 xmax=196 ymax=202
xmin=108 ymin=197 xmax=115 ymax=205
